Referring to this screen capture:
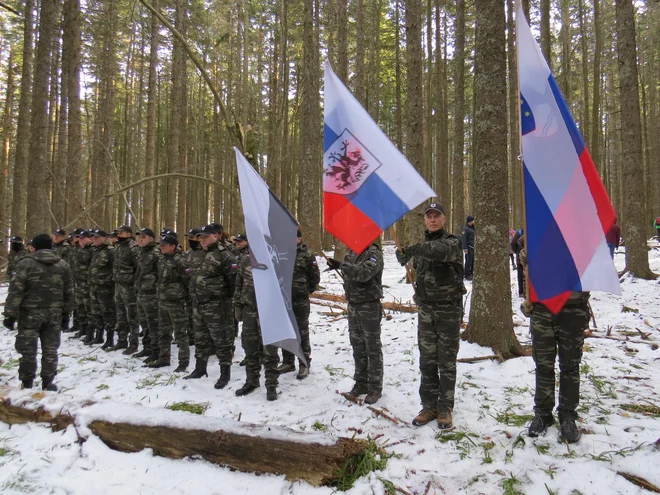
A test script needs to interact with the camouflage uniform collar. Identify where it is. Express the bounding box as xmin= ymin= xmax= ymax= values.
xmin=425 ymin=229 xmax=446 ymax=240
xmin=205 ymin=242 xmax=220 ymax=252
xmin=297 ymin=243 xmax=307 ymax=251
